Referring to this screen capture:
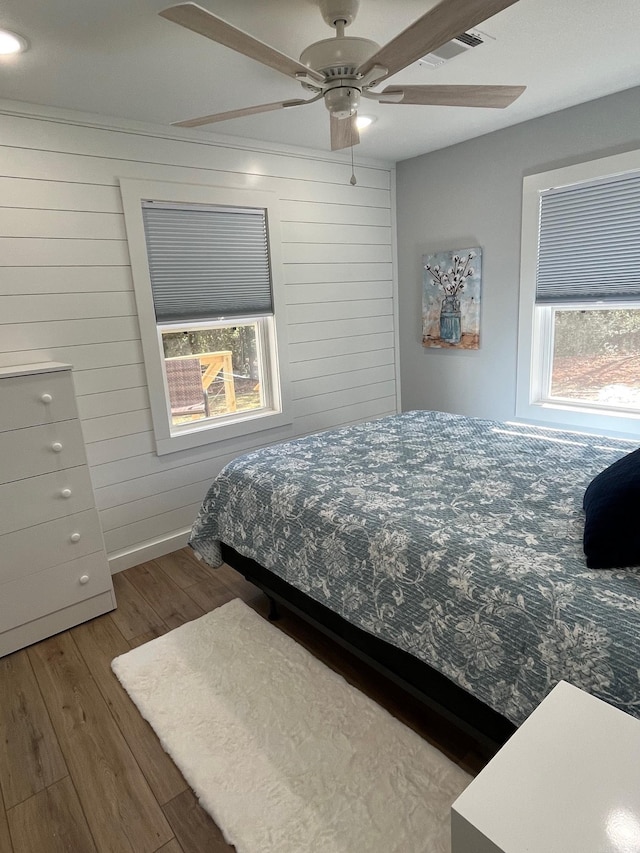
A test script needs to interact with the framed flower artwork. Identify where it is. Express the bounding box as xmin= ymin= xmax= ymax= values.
xmin=422 ymin=247 xmax=482 ymax=349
